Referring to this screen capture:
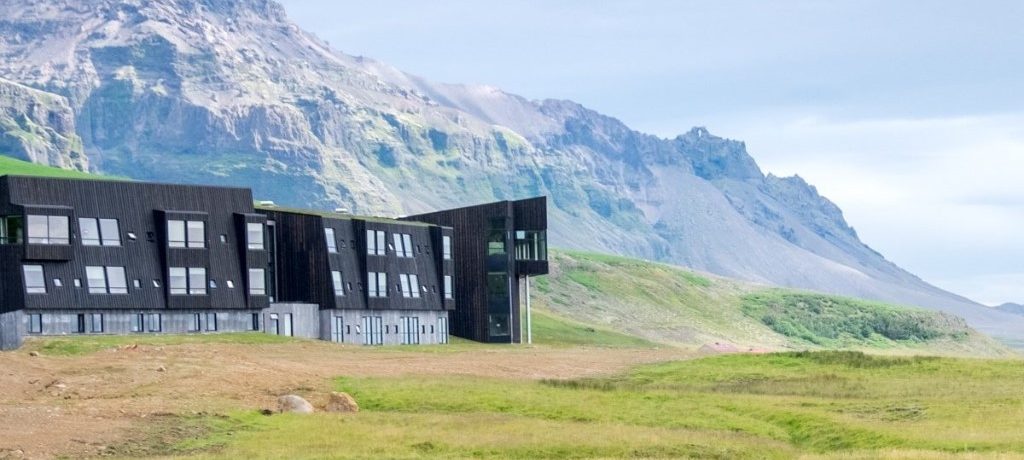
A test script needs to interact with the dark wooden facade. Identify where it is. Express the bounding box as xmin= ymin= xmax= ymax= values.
xmin=0 ymin=176 xmax=269 ymax=314
xmin=404 ymin=197 xmax=548 ymax=343
xmin=257 ymin=207 xmax=454 ymax=314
